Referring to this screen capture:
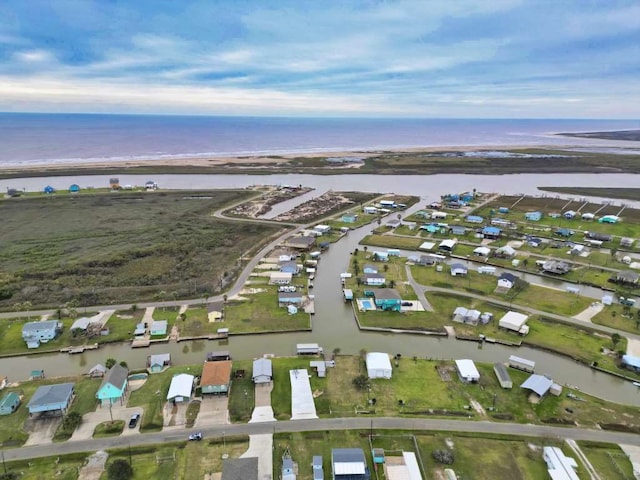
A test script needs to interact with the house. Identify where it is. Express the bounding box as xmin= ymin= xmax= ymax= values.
xmin=498 ymin=207 xmax=509 ymax=214
xmin=450 ymin=263 xmax=467 ymax=276
xmin=599 ymin=215 xmax=620 ymax=224
xmin=380 ymin=200 xmax=397 ymax=208
xmin=585 ymin=231 xmax=611 ymax=242
xmin=147 ymin=353 xmax=171 ymax=373
xmin=621 ymin=355 xmax=640 ymax=373
xmin=525 ymin=211 xmax=542 ymax=221
xmin=482 ymin=226 xmax=501 ymax=239
xmin=0 ymin=392 xmax=21 ymax=415
xmin=96 ymin=364 xmax=129 ymax=406
xmin=372 ymin=288 xmax=402 ymax=311
xmin=284 ymin=235 xmax=316 ymax=250
xmin=495 ymin=245 xmax=516 ymax=257
xmin=207 ymin=351 xmax=231 ymax=362
xmin=527 ymin=236 xmax=543 ymax=248
xmin=312 ymin=456 xmax=324 ymax=480
xmin=581 ymin=212 xmax=595 ymax=221
xmin=431 ymin=211 xmax=448 ymax=220
xmin=452 ymin=307 xmax=480 ymax=325
xmin=555 ymin=228 xmax=573 ymax=238
xmin=563 ymin=210 xmax=576 ymax=219
xmin=70 ymin=316 xmax=95 ymax=333
xmin=69 ymin=184 xmax=80 ymax=193
xmin=455 ymin=359 xmax=480 ymax=383
xmin=167 ymin=373 xmax=195 ymax=402
xmin=543 ymin=446 xmax=580 ymax=480
xmin=363 ymin=264 xmax=378 ymax=274
xmin=314 ymin=225 xmax=331 ymax=235
xmin=363 ymin=206 xmax=378 ymax=214
xmin=252 ymin=358 xmax=273 ymax=384
xmin=222 ymin=457 xmax=259 ymax=480
xmin=620 ymin=237 xmax=634 ymax=248
xmin=373 ymin=251 xmax=389 ymax=262
xmin=498 ymin=311 xmax=529 ymax=335
xmin=364 ymin=273 xmax=386 ymax=286
xmin=279 ymin=292 xmax=305 ymax=306
xmin=341 ymin=214 xmax=358 ymax=223
xmin=88 ymin=364 xmax=107 ymax=378
xmin=421 ymin=224 xmax=439 ymax=234
xmin=508 ymin=355 xmax=535 ymax=373
xmin=473 ymin=246 xmax=491 ymax=257
xmin=150 ymin=320 xmax=167 ymax=336
xmin=22 ymin=320 xmax=62 ymax=348
xmin=450 ymin=226 xmax=467 ymax=236
xmin=542 ymin=260 xmax=570 ymax=274
xmin=200 ymin=361 xmax=232 ymax=395
xmin=438 ymin=239 xmax=457 ymax=252
xmin=43 ymin=185 xmax=55 ymax=194
xmin=332 ymin=448 xmax=370 ymax=480
xmin=497 ymin=272 xmax=518 ymax=290
xmin=612 ymin=270 xmax=640 ymax=285
xmin=279 ymin=261 xmax=300 ymax=274
xmin=520 ymin=374 xmax=554 ymax=401
xmin=207 ymin=302 xmax=224 ymax=322
xmin=418 ymin=255 xmax=438 ymax=266
xmin=491 ymin=218 xmax=512 ymax=228
xmin=27 ymin=383 xmax=75 ymax=416
xmin=493 ymin=364 xmax=513 ymax=389
xmin=466 ymin=215 xmax=483 ymax=223
xmin=270 ymin=272 xmax=293 ymax=285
